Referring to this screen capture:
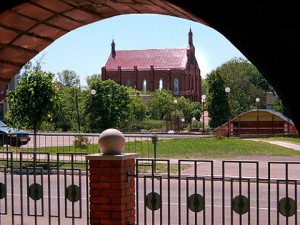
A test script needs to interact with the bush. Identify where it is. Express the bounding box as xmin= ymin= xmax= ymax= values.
xmin=74 ymin=135 xmax=91 ymax=149
xmin=129 ymin=119 xmax=165 ymax=132
xmin=214 ymin=130 xmax=225 ymax=139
